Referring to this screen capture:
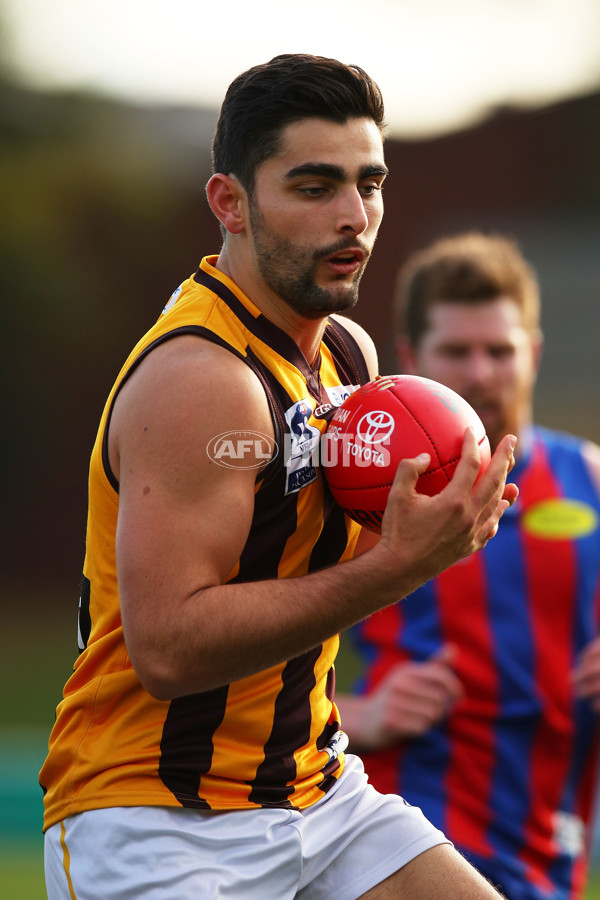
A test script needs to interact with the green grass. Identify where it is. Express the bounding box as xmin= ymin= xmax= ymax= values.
xmin=589 ymin=872 xmax=600 ymax=899
xmin=0 ymin=594 xmax=75 ymax=899
xmin=0 ymin=843 xmax=46 ymax=900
